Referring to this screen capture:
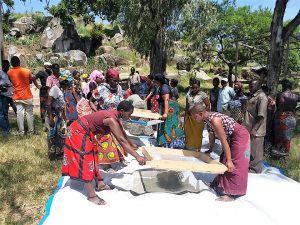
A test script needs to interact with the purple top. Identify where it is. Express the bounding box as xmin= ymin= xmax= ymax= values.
xmin=206 ymin=112 xmax=236 ymax=138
